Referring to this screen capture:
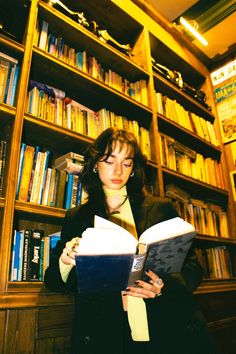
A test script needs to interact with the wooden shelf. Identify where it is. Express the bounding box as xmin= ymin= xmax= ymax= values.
xmin=31 ymin=48 xmax=152 ymax=127
xmin=196 ymin=234 xmax=236 ymax=245
xmin=38 ymin=1 xmax=148 ymax=79
xmin=15 ymin=200 xmax=66 ymax=219
xmin=195 ymin=279 xmax=236 ymax=294
xmin=162 ymin=166 xmax=228 ymax=205
xmin=158 ymin=114 xmax=221 ymax=159
xmin=0 ymin=34 xmax=25 ymax=54
xmin=1 ymin=291 xmax=74 ymax=308
xmin=23 ymin=113 xmax=93 ymax=155
xmin=154 ymin=73 xmax=214 ymax=122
